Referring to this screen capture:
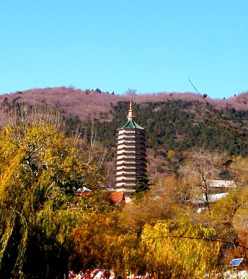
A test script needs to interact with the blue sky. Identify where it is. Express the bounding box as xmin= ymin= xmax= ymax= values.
xmin=0 ymin=0 xmax=247 ymax=98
